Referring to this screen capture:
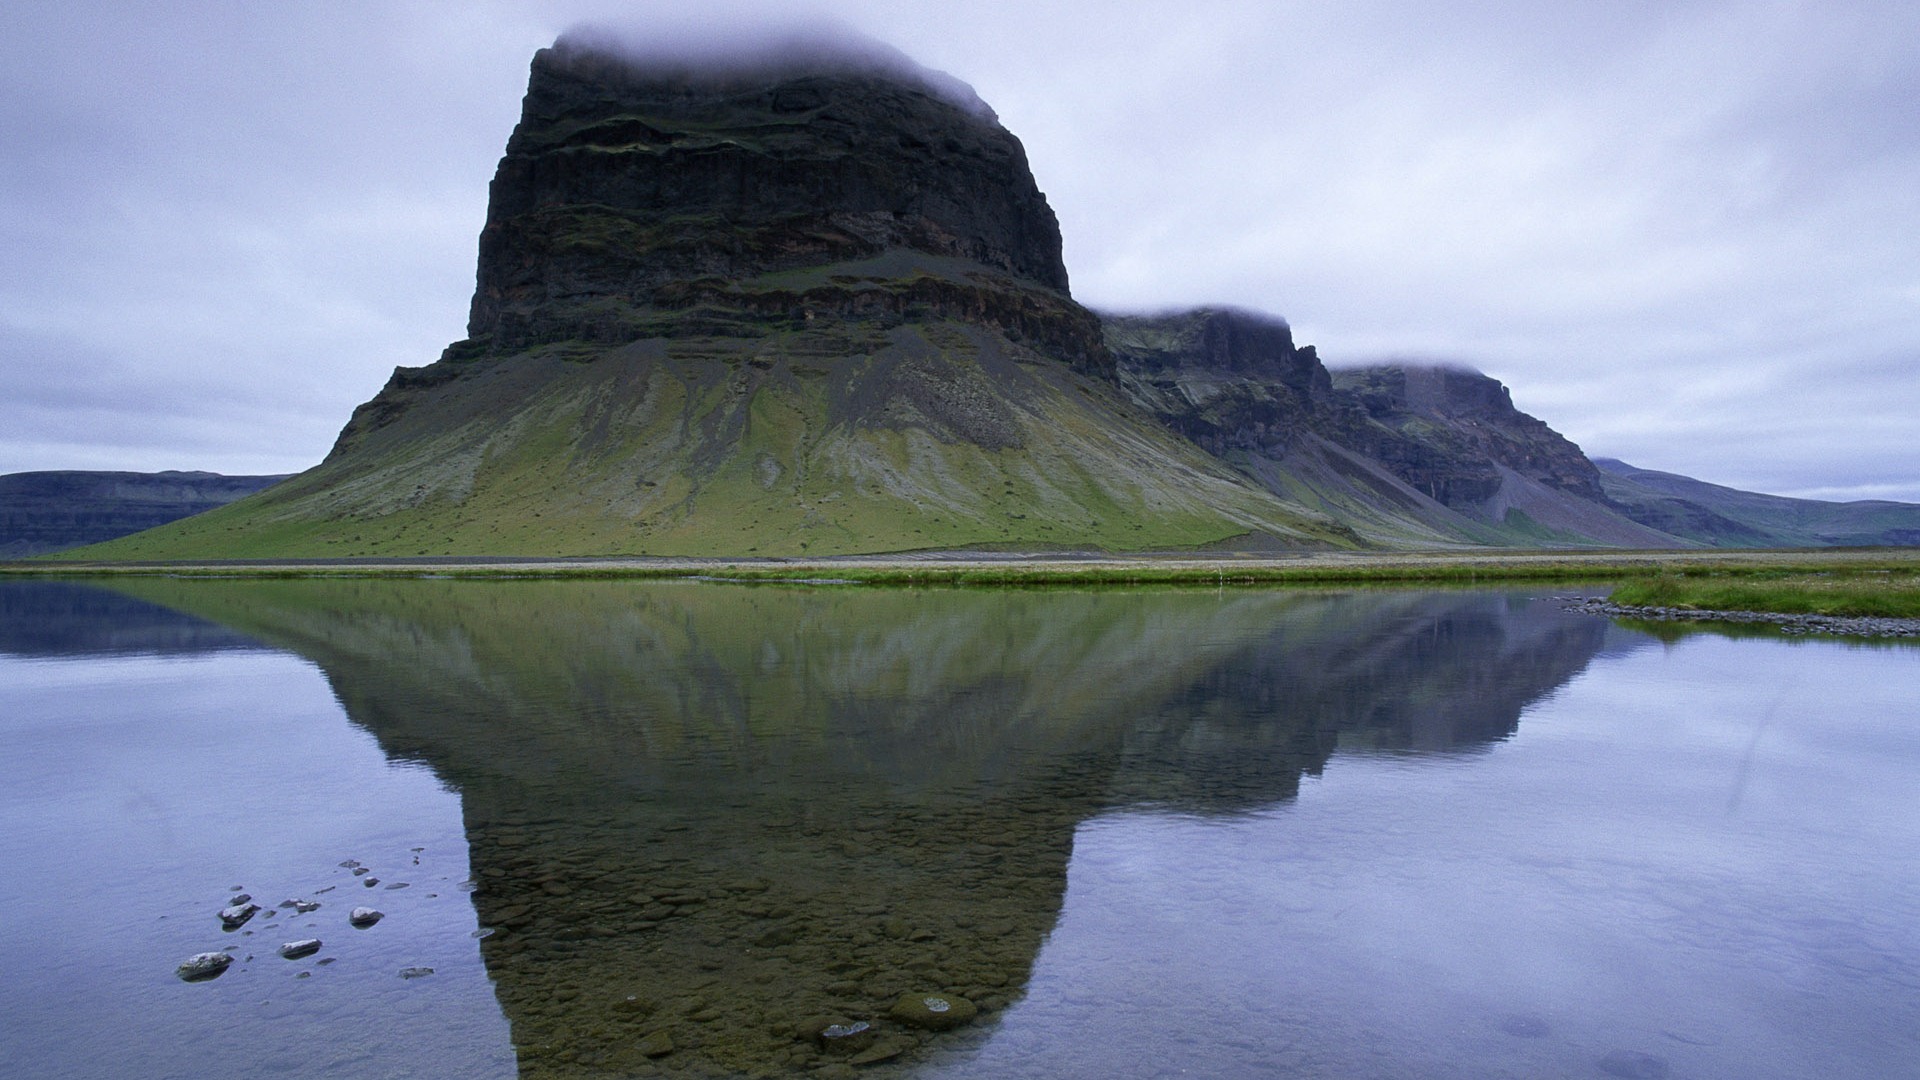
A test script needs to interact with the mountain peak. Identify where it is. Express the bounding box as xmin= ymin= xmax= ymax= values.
xmin=462 ymin=26 xmax=1072 ymax=358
